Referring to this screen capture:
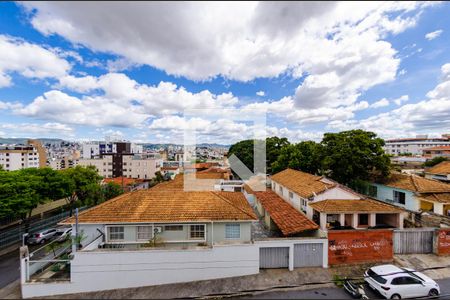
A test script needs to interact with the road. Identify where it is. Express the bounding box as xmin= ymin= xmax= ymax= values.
xmin=241 ymin=278 xmax=450 ymax=299
xmin=0 ymin=250 xmax=19 ymax=289
xmin=0 ymin=240 xmax=64 ymax=289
